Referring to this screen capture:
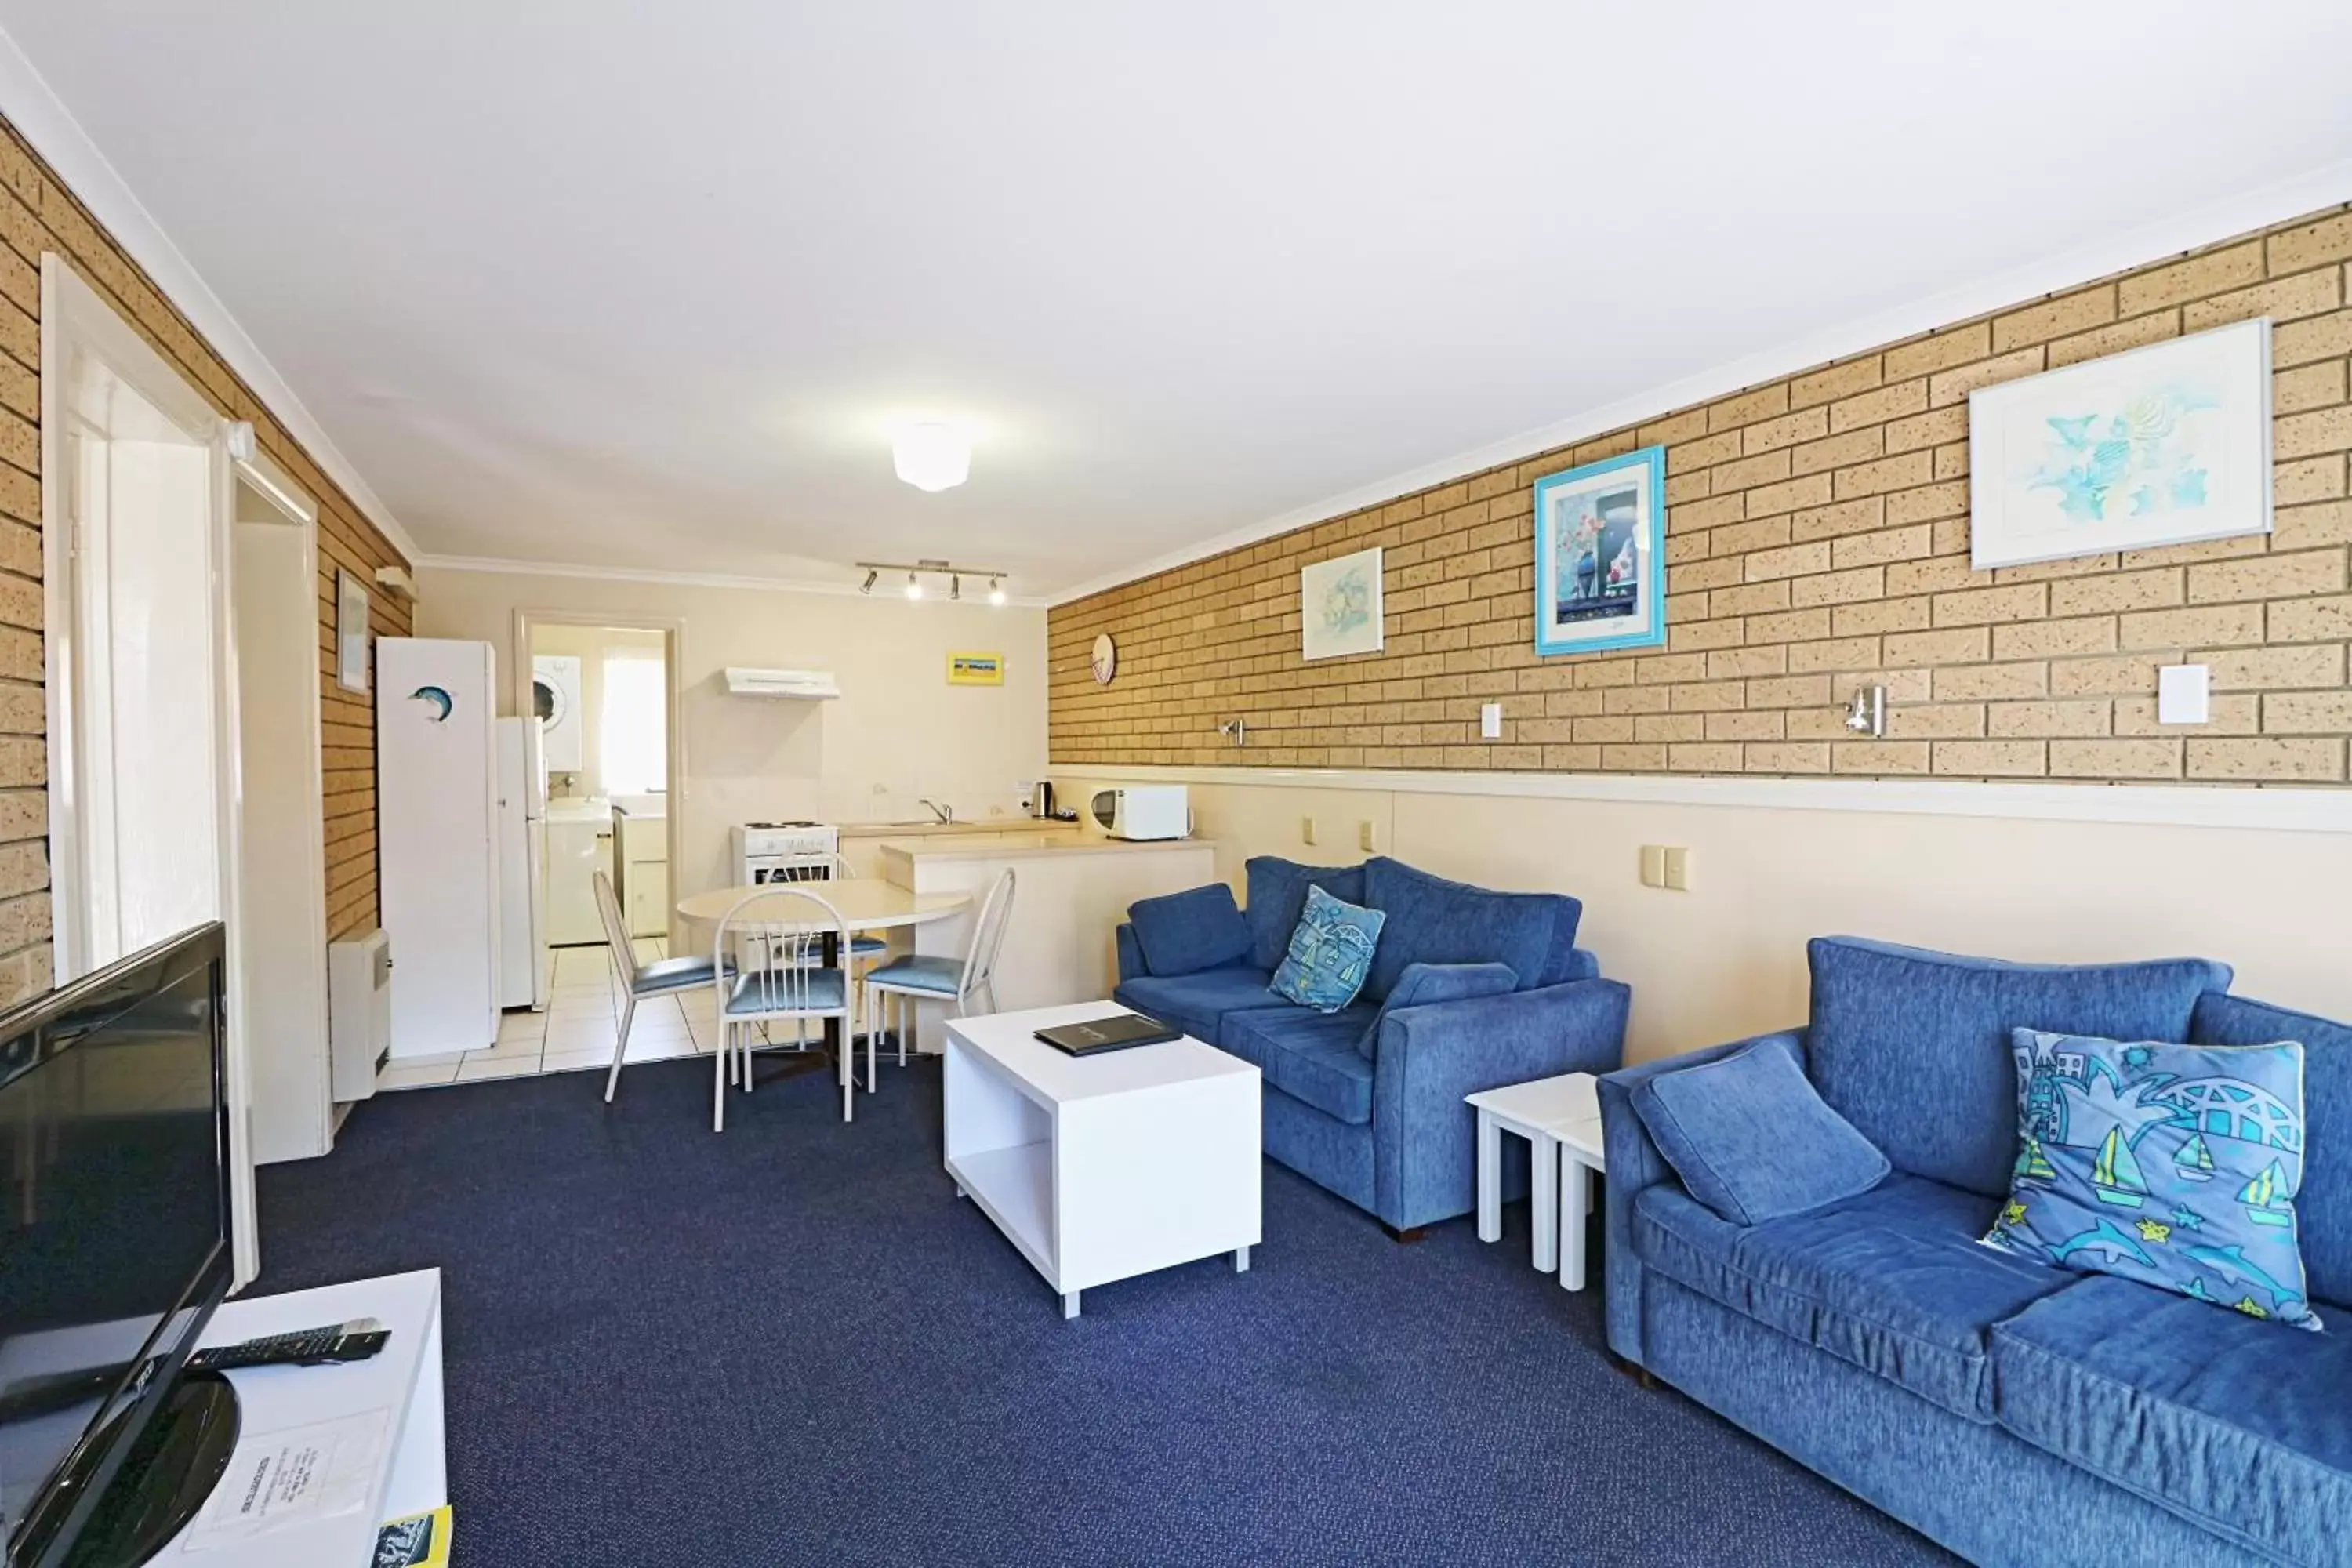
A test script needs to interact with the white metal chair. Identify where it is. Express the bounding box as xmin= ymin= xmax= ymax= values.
xmin=859 ymin=869 xmax=1016 ymax=1075
xmin=710 ymin=886 xmax=855 ymax=1130
xmin=595 ymin=870 xmax=728 ymax=1105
